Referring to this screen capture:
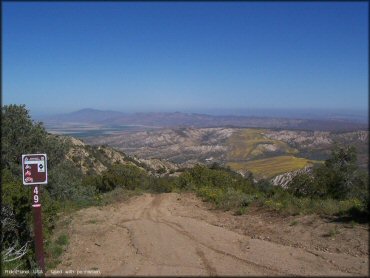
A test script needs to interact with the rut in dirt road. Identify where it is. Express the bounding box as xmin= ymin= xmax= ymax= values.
xmin=55 ymin=193 xmax=366 ymax=276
